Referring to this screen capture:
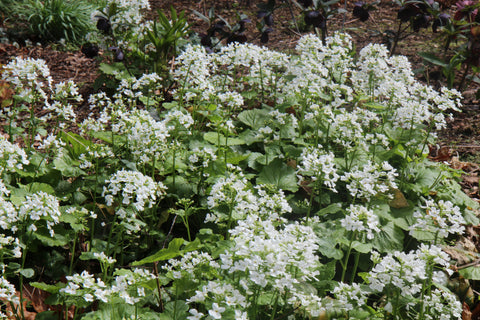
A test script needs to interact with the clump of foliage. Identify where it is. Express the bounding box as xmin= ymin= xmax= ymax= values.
xmin=419 ymin=0 xmax=480 ymax=90
xmin=0 ymin=26 xmax=478 ymax=320
xmin=194 ymin=7 xmax=251 ymax=51
xmin=8 ymin=0 xmax=95 ymax=44
xmin=86 ymin=0 xmax=190 ymax=96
